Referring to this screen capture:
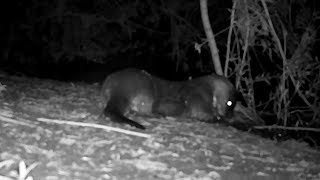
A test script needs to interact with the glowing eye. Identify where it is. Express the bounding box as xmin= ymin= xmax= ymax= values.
xmin=226 ymin=100 xmax=233 ymax=106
